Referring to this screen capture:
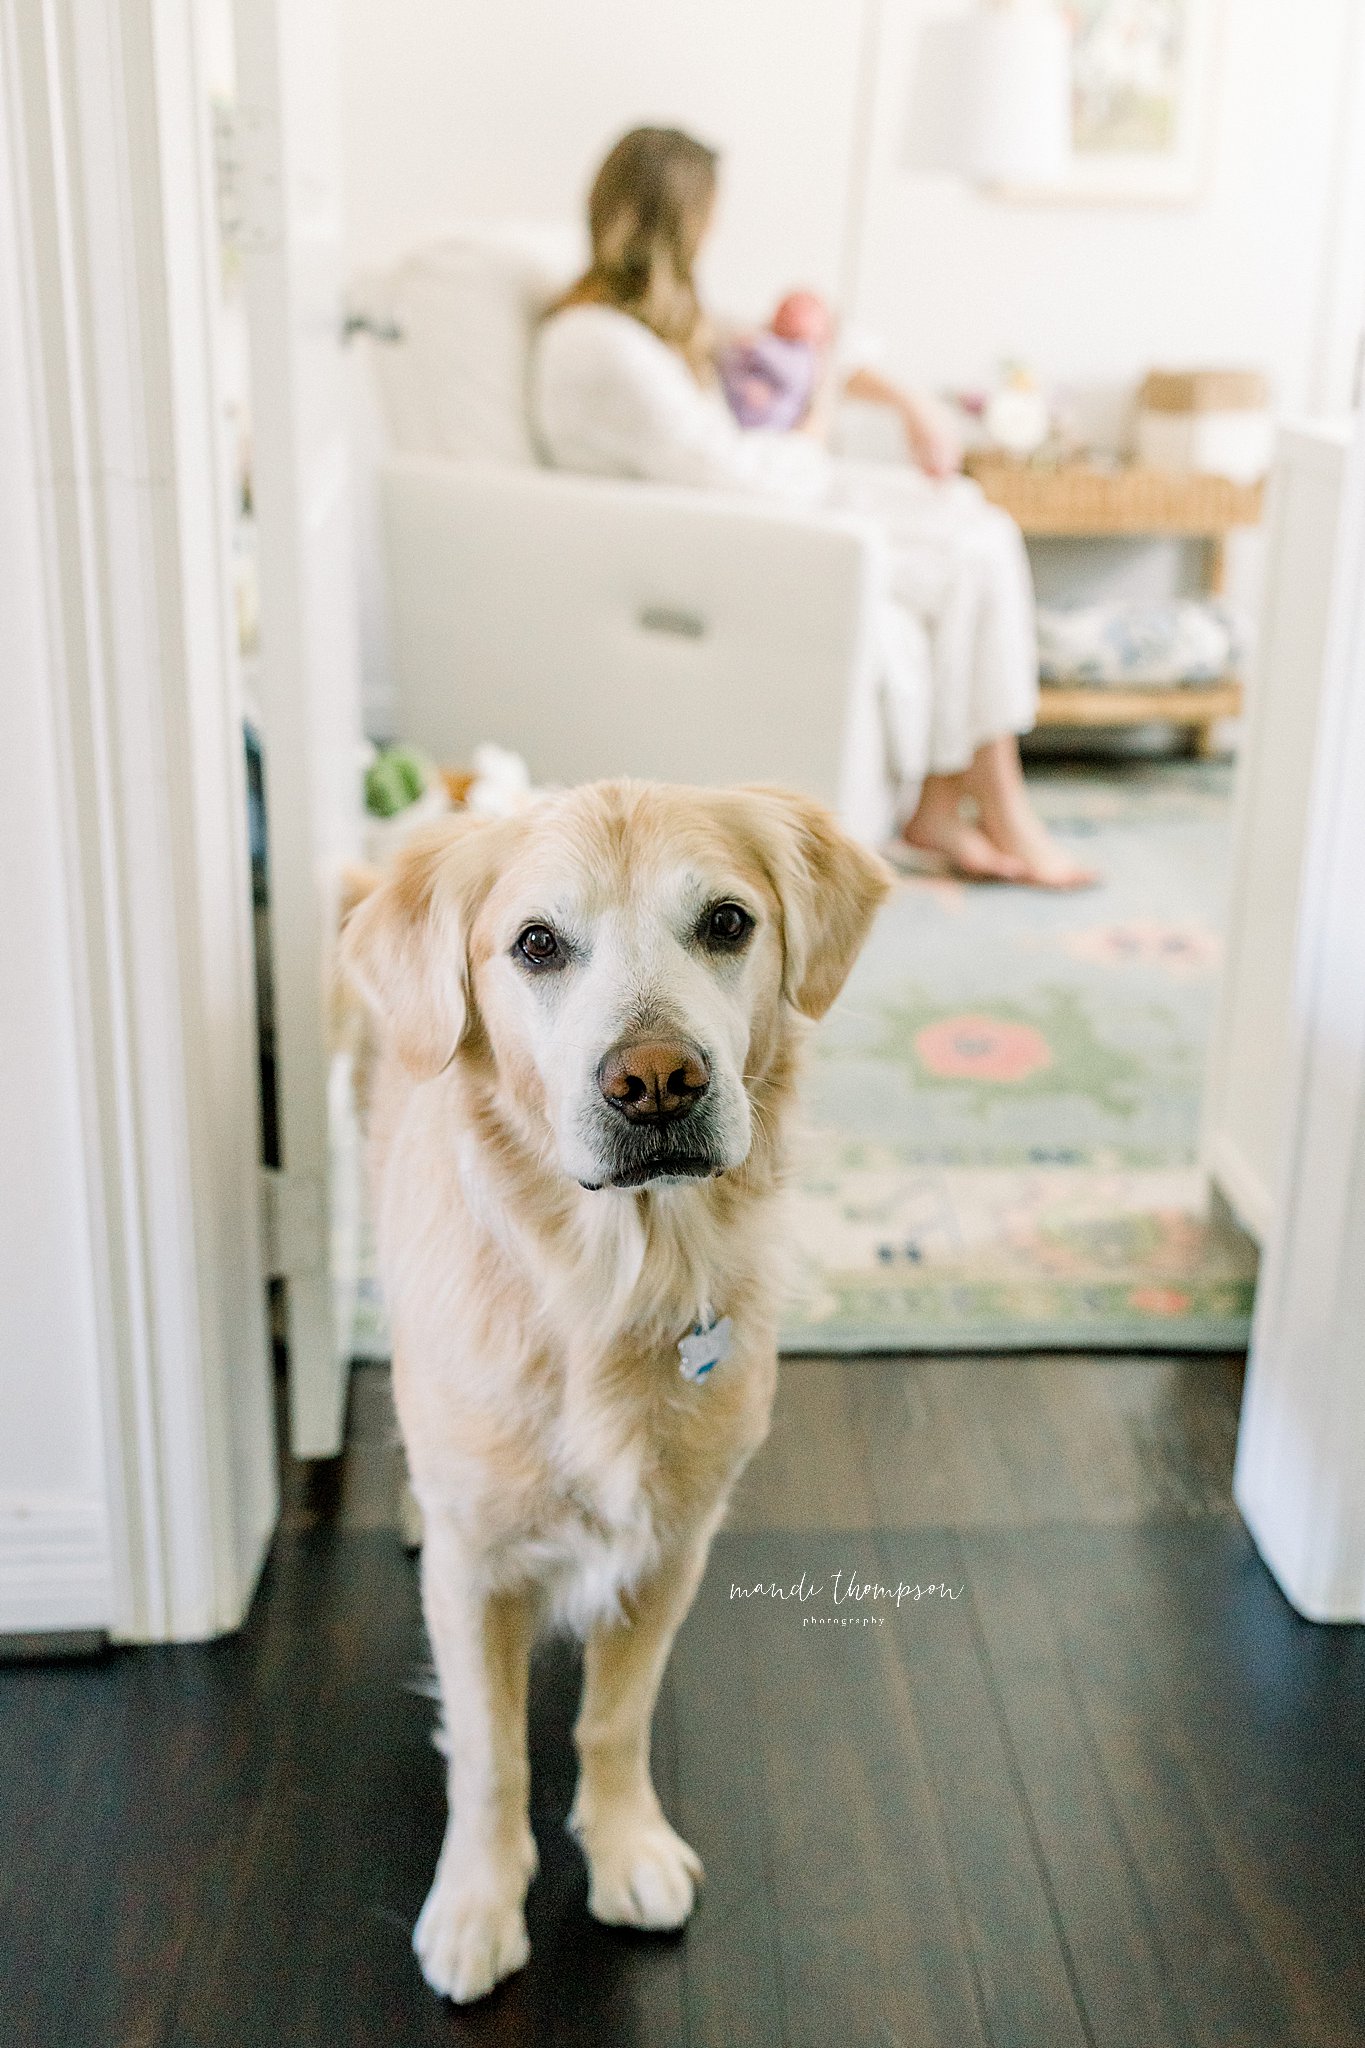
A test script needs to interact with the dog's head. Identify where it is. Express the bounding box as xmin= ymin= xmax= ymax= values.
xmin=342 ymin=781 xmax=890 ymax=1192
